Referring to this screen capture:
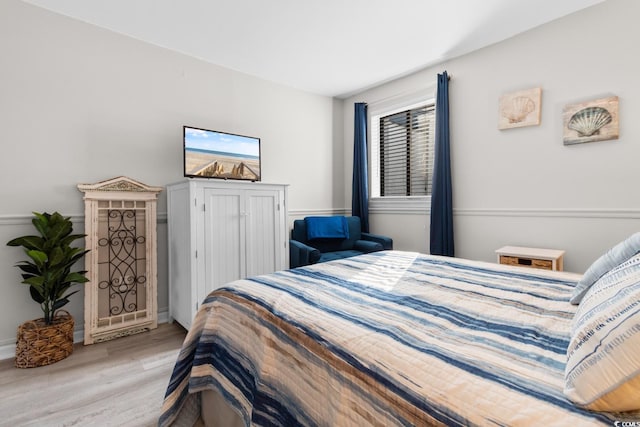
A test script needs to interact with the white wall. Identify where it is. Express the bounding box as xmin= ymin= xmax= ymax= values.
xmin=0 ymin=0 xmax=343 ymax=353
xmin=343 ymin=0 xmax=640 ymax=272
